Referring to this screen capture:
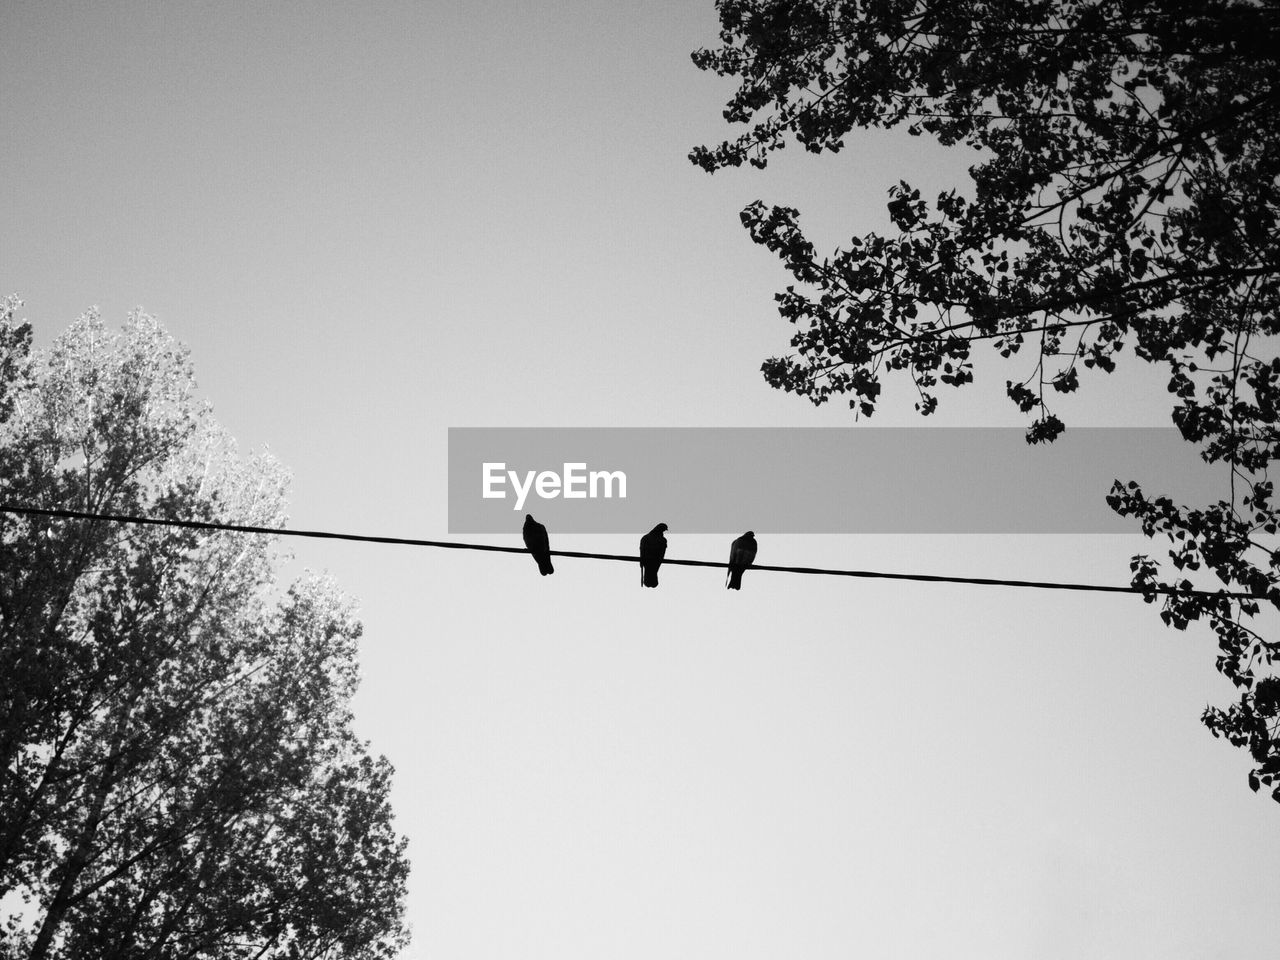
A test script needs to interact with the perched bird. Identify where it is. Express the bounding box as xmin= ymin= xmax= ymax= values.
xmin=725 ymin=531 xmax=757 ymax=590
xmin=639 ymin=523 xmax=668 ymax=588
xmin=522 ymin=514 xmax=554 ymax=575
